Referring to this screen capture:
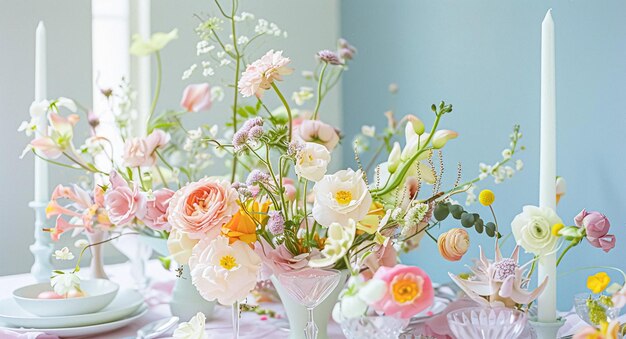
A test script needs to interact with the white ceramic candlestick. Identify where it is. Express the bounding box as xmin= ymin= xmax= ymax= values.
xmin=130 ymin=0 xmax=151 ymax=137
xmin=30 ymin=21 xmax=54 ymax=282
